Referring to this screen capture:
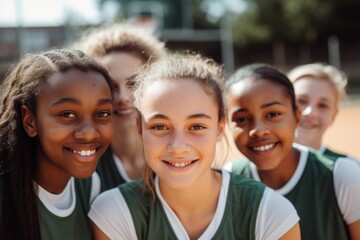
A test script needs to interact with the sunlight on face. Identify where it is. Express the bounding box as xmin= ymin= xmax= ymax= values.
xmin=293 ymin=77 xmax=338 ymax=149
xmin=227 ymin=79 xmax=298 ymax=171
xmin=34 ymin=69 xmax=113 ymax=181
xmin=139 ymin=78 xmax=224 ymax=190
